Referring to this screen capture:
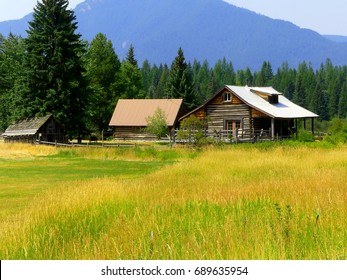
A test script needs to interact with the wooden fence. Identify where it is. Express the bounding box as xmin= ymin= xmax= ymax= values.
xmin=173 ymin=128 xmax=274 ymax=143
xmin=36 ymin=140 xmax=148 ymax=148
